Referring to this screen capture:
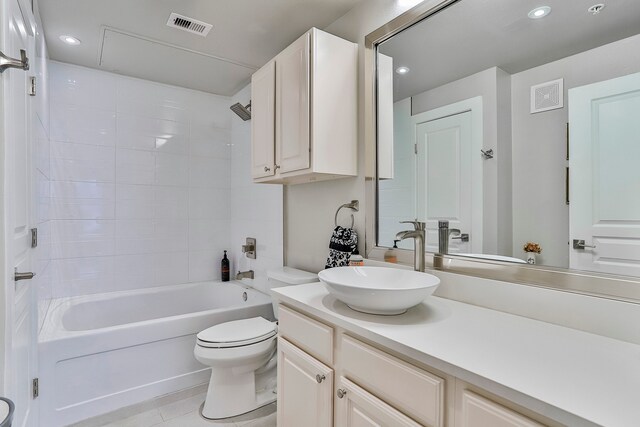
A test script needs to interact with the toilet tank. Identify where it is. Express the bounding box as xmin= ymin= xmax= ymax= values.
xmin=267 ymin=267 xmax=317 ymax=319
